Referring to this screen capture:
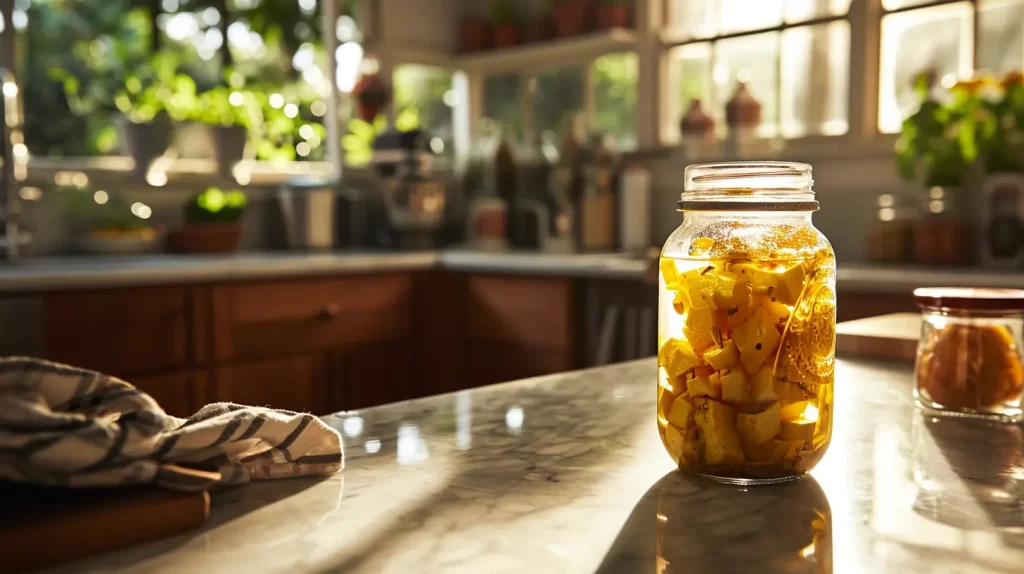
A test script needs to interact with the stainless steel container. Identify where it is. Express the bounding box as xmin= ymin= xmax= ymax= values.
xmin=277 ymin=176 xmax=338 ymax=250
